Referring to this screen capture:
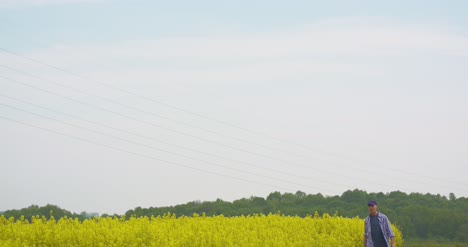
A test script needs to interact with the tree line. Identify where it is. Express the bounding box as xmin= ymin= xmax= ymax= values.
xmin=1 ymin=204 xmax=98 ymax=222
xmin=2 ymin=189 xmax=467 ymax=242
